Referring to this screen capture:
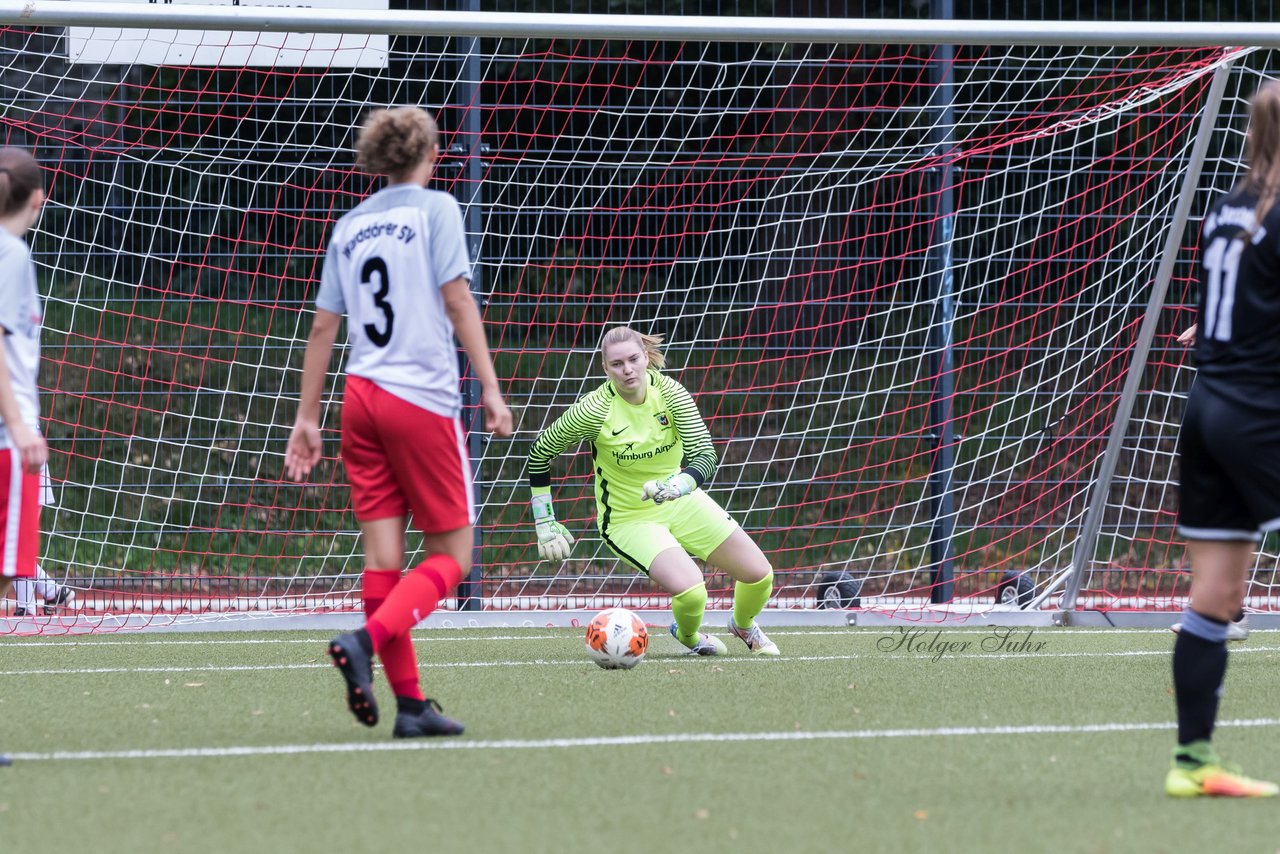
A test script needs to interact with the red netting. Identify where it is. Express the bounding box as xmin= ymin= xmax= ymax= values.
xmin=0 ymin=22 xmax=1254 ymax=633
